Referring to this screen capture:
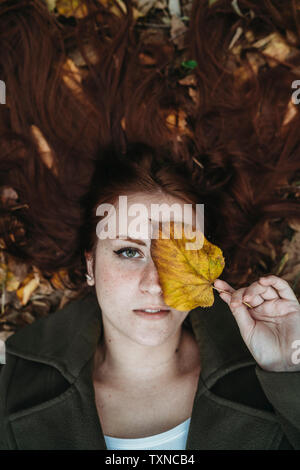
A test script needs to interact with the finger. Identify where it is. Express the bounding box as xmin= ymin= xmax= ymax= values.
xmin=228 ymin=288 xmax=256 ymax=338
xmin=243 ymin=294 xmax=264 ymax=308
xmin=243 ymin=281 xmax=278 ymax=304
xmin=248 ymin=297 xmax=299 ymax=318
xmin=231 ymin=287 xmax=247 ymax=308
xmin=258 ymin=275 xmax=298 ymax=302
xmin=219 ymin=291 xmax=232 ymax=305
xmin=214 ymin=279 xmax=235 ymax=294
